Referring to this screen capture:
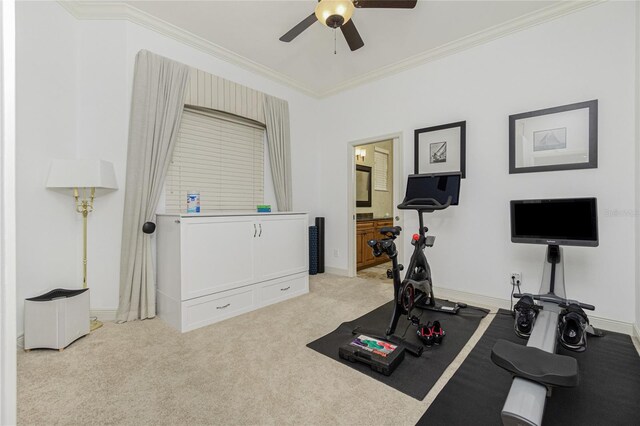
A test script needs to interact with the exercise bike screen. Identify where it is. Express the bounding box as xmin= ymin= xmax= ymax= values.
xmin=404 ymin=173 xmax=461 ymax=205
xmin=511 ymin=198 xmax=598 ymax=247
